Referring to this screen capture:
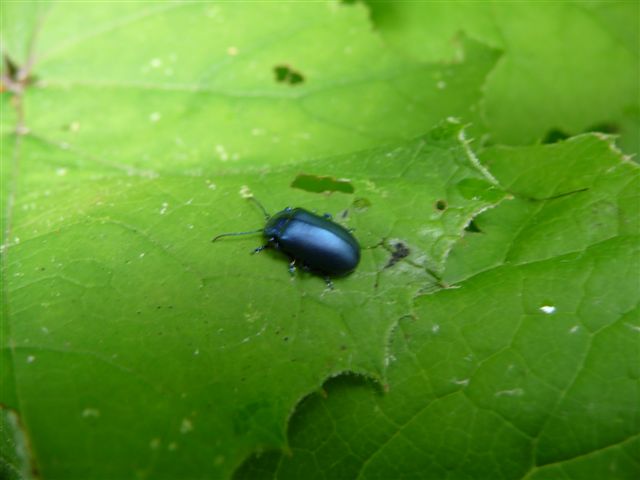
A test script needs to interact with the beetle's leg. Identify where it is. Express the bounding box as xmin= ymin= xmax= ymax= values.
xmin=252 ymin=245 xmax=269 ymax=254
xmin=323 ymin=276 xmax=334 ymax=290
xmin=253 ymin=237 xmax=277 ymax=254
xmin=323 ymin=213 xmax=333 ymax=219
xmin=288 ymin=259 xmax=297 ymax=276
